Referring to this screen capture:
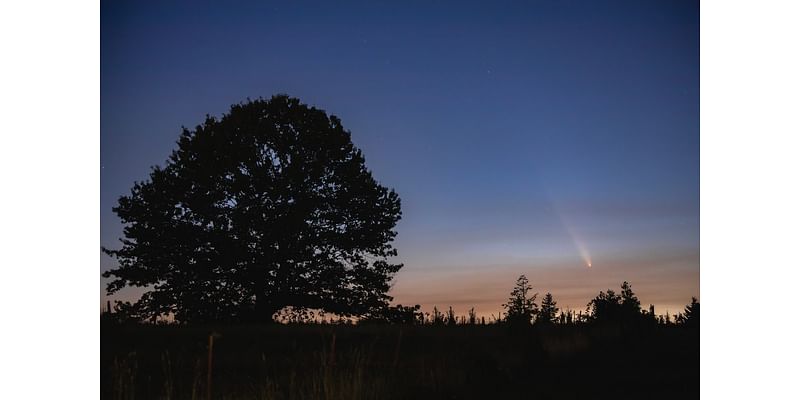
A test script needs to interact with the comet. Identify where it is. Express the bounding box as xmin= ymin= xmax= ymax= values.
xmin=545 ymin=189 xmax=593 ymax=269
xmin=556 ymin=208 xmax=592 ymax=268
